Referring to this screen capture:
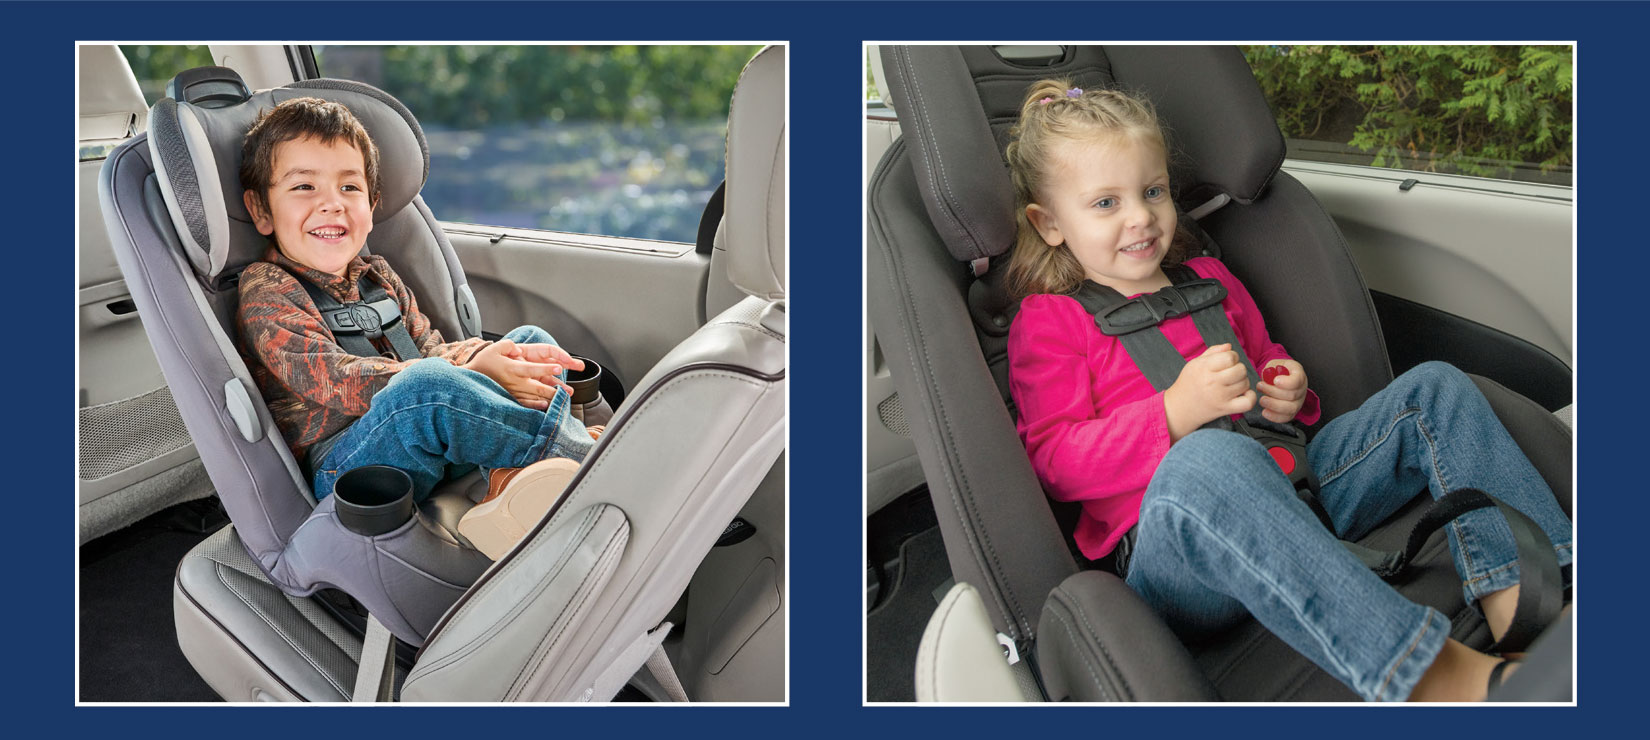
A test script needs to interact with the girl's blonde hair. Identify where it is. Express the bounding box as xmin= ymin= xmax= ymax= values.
xmin=1003 ymin=79 xmax=1197 ymax=298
